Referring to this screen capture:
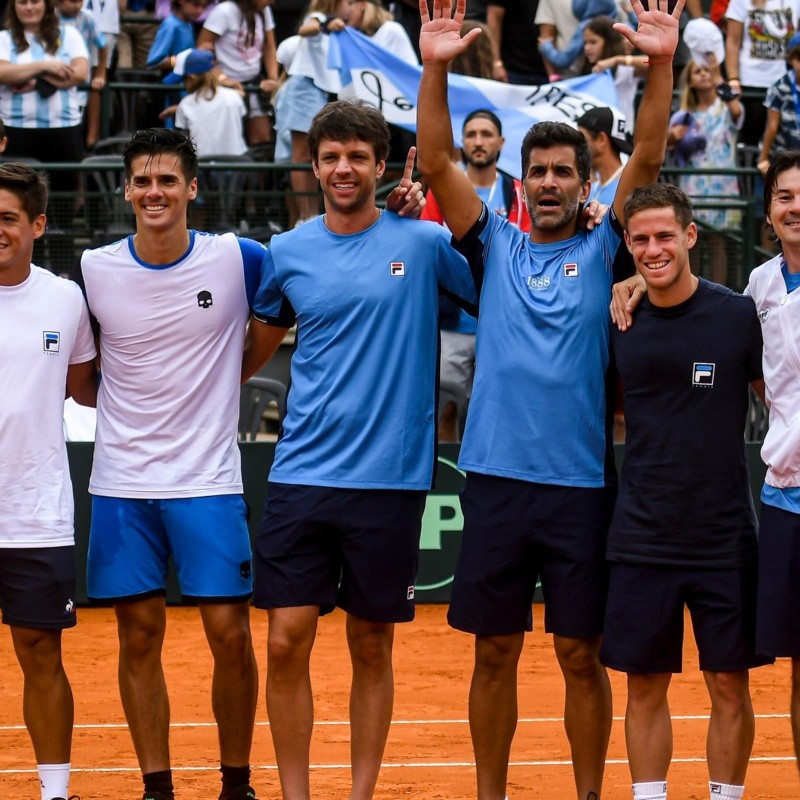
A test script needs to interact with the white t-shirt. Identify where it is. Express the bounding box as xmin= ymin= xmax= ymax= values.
xmin=288 ymin=13 xmax=341 ymax=94
xmin=614 ymin=63 xmax=639 ymax=132
xmin=176 ymin=85 xmax=247 ymax=157
xmin=202 ymin=0 xmax=275 ymax=83
xmin=371 ymin=20 xmax=418 ymax=66
xmin=0 ymin=26 xmax=89 ymax=128
xmin=727 ymin=0 xmax=800 ymax=87
xmin=80 ymin=232 xmax=264 ymax=499
xmin=0 ymin=267 xmax=96 ymax=547
xmin=83 ymin=0 xmax=120 ymax=36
